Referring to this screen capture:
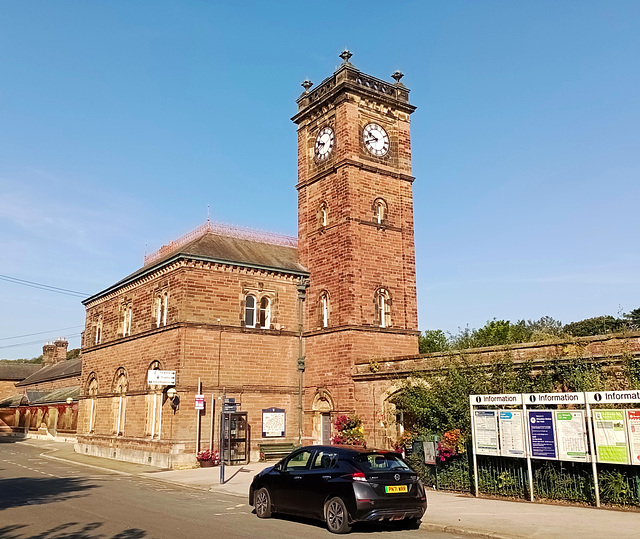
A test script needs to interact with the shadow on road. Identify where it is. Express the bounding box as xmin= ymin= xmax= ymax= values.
xmin=0 ymin=523 xmax=148 ymax=539
xmin=270 ymin=512 xmax=422 ymax=534
xmin=0 ymin=477 xmax=98 ymax=511
xmin=0 ymin=433 xmax=27 ymax=443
